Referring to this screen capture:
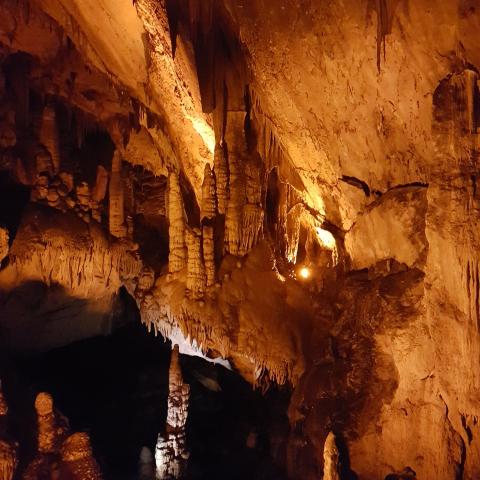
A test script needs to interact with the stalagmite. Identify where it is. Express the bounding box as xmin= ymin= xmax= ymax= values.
xmin=213 ymin=143 xmax=228 ymax=215
xmin=201 ymin=163 xmax=216 ymax=221
xmin=59 ymin=432 xmax=103 ymax=480
xmin=34 ymin=392 xmax=69 ymax=454
xmin=109 ymin=150 xmax=127 ymax=238
xmin=322 ymin=431 xmax=340 ymax=480
xmin=155 ymin=345 xmax=189 ymax=479
xmin=224 ymin=112 xmax=247 ymax=256
xmin=39 ymin=102 xmax=61 ymax=174
xmin=168 ymin=172 xmax=187 ymax=274
xmin=202 ymin=225 xmax=215 ymax=287
xmin=0 ymin=382 xmax=17 ymax=480
xmin=139 ymin=447 xmax=155 ymax=480
xmin=0 ymin=441 xmax=16 ymax=480
xmin=185 ymin=227 xmax=206 ymax=299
